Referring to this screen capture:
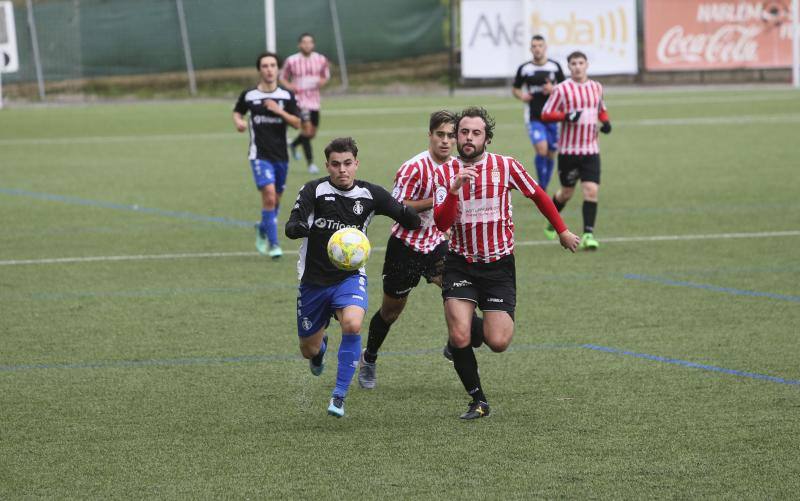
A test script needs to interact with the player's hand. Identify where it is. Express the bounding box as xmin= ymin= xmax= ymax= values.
xmin=566 ymin=110 xmax=582 ymax=123
xmin=449 ymin=166 xmax=478 ymax=194
xmin=234 ymin=119 xmax=247 ymax=132
xmin=600 ymin=121 xmax=612 ymax=134
xmin=265 ymin=99 xmax=282 ymax=114
xmin=558 ymin=230 xmax=580 ymax=253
